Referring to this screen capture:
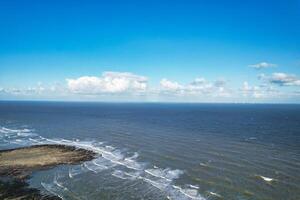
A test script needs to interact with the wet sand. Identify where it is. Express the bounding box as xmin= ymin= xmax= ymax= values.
xmin=0 ymin=144 xmax=96 ymax=199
